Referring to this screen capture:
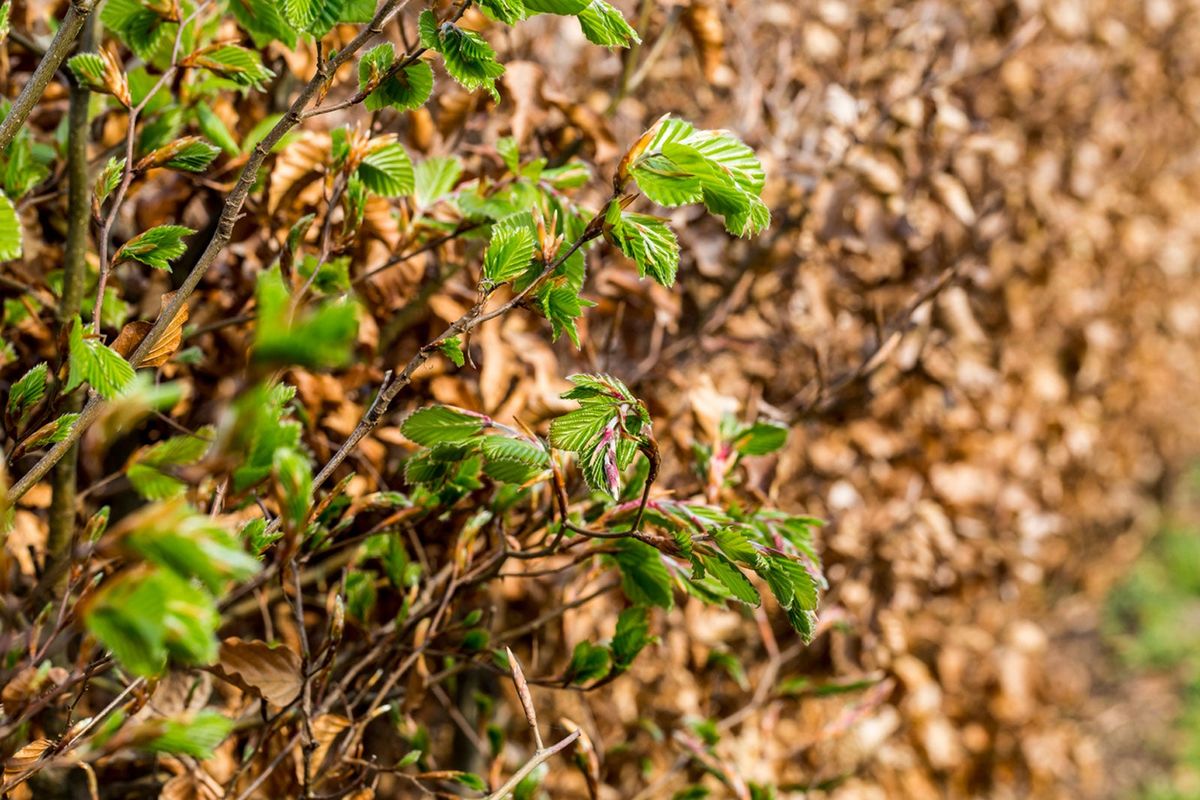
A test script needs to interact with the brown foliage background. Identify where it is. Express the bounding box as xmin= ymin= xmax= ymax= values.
xmin=4 ymin=0 xmax=1200 ymax=797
